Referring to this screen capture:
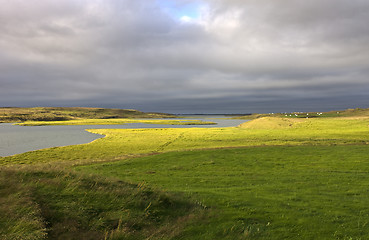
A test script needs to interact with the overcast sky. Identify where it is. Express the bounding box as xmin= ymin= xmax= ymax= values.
xmin=1 ymin=0 xmax=368 ymax=113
